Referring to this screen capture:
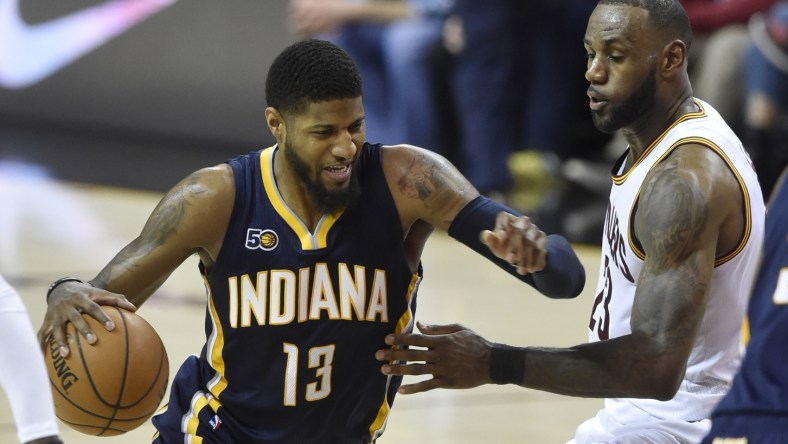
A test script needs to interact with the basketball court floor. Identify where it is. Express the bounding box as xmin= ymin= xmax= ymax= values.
xmin=0 ymin=159 xmax=604 ymax=443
